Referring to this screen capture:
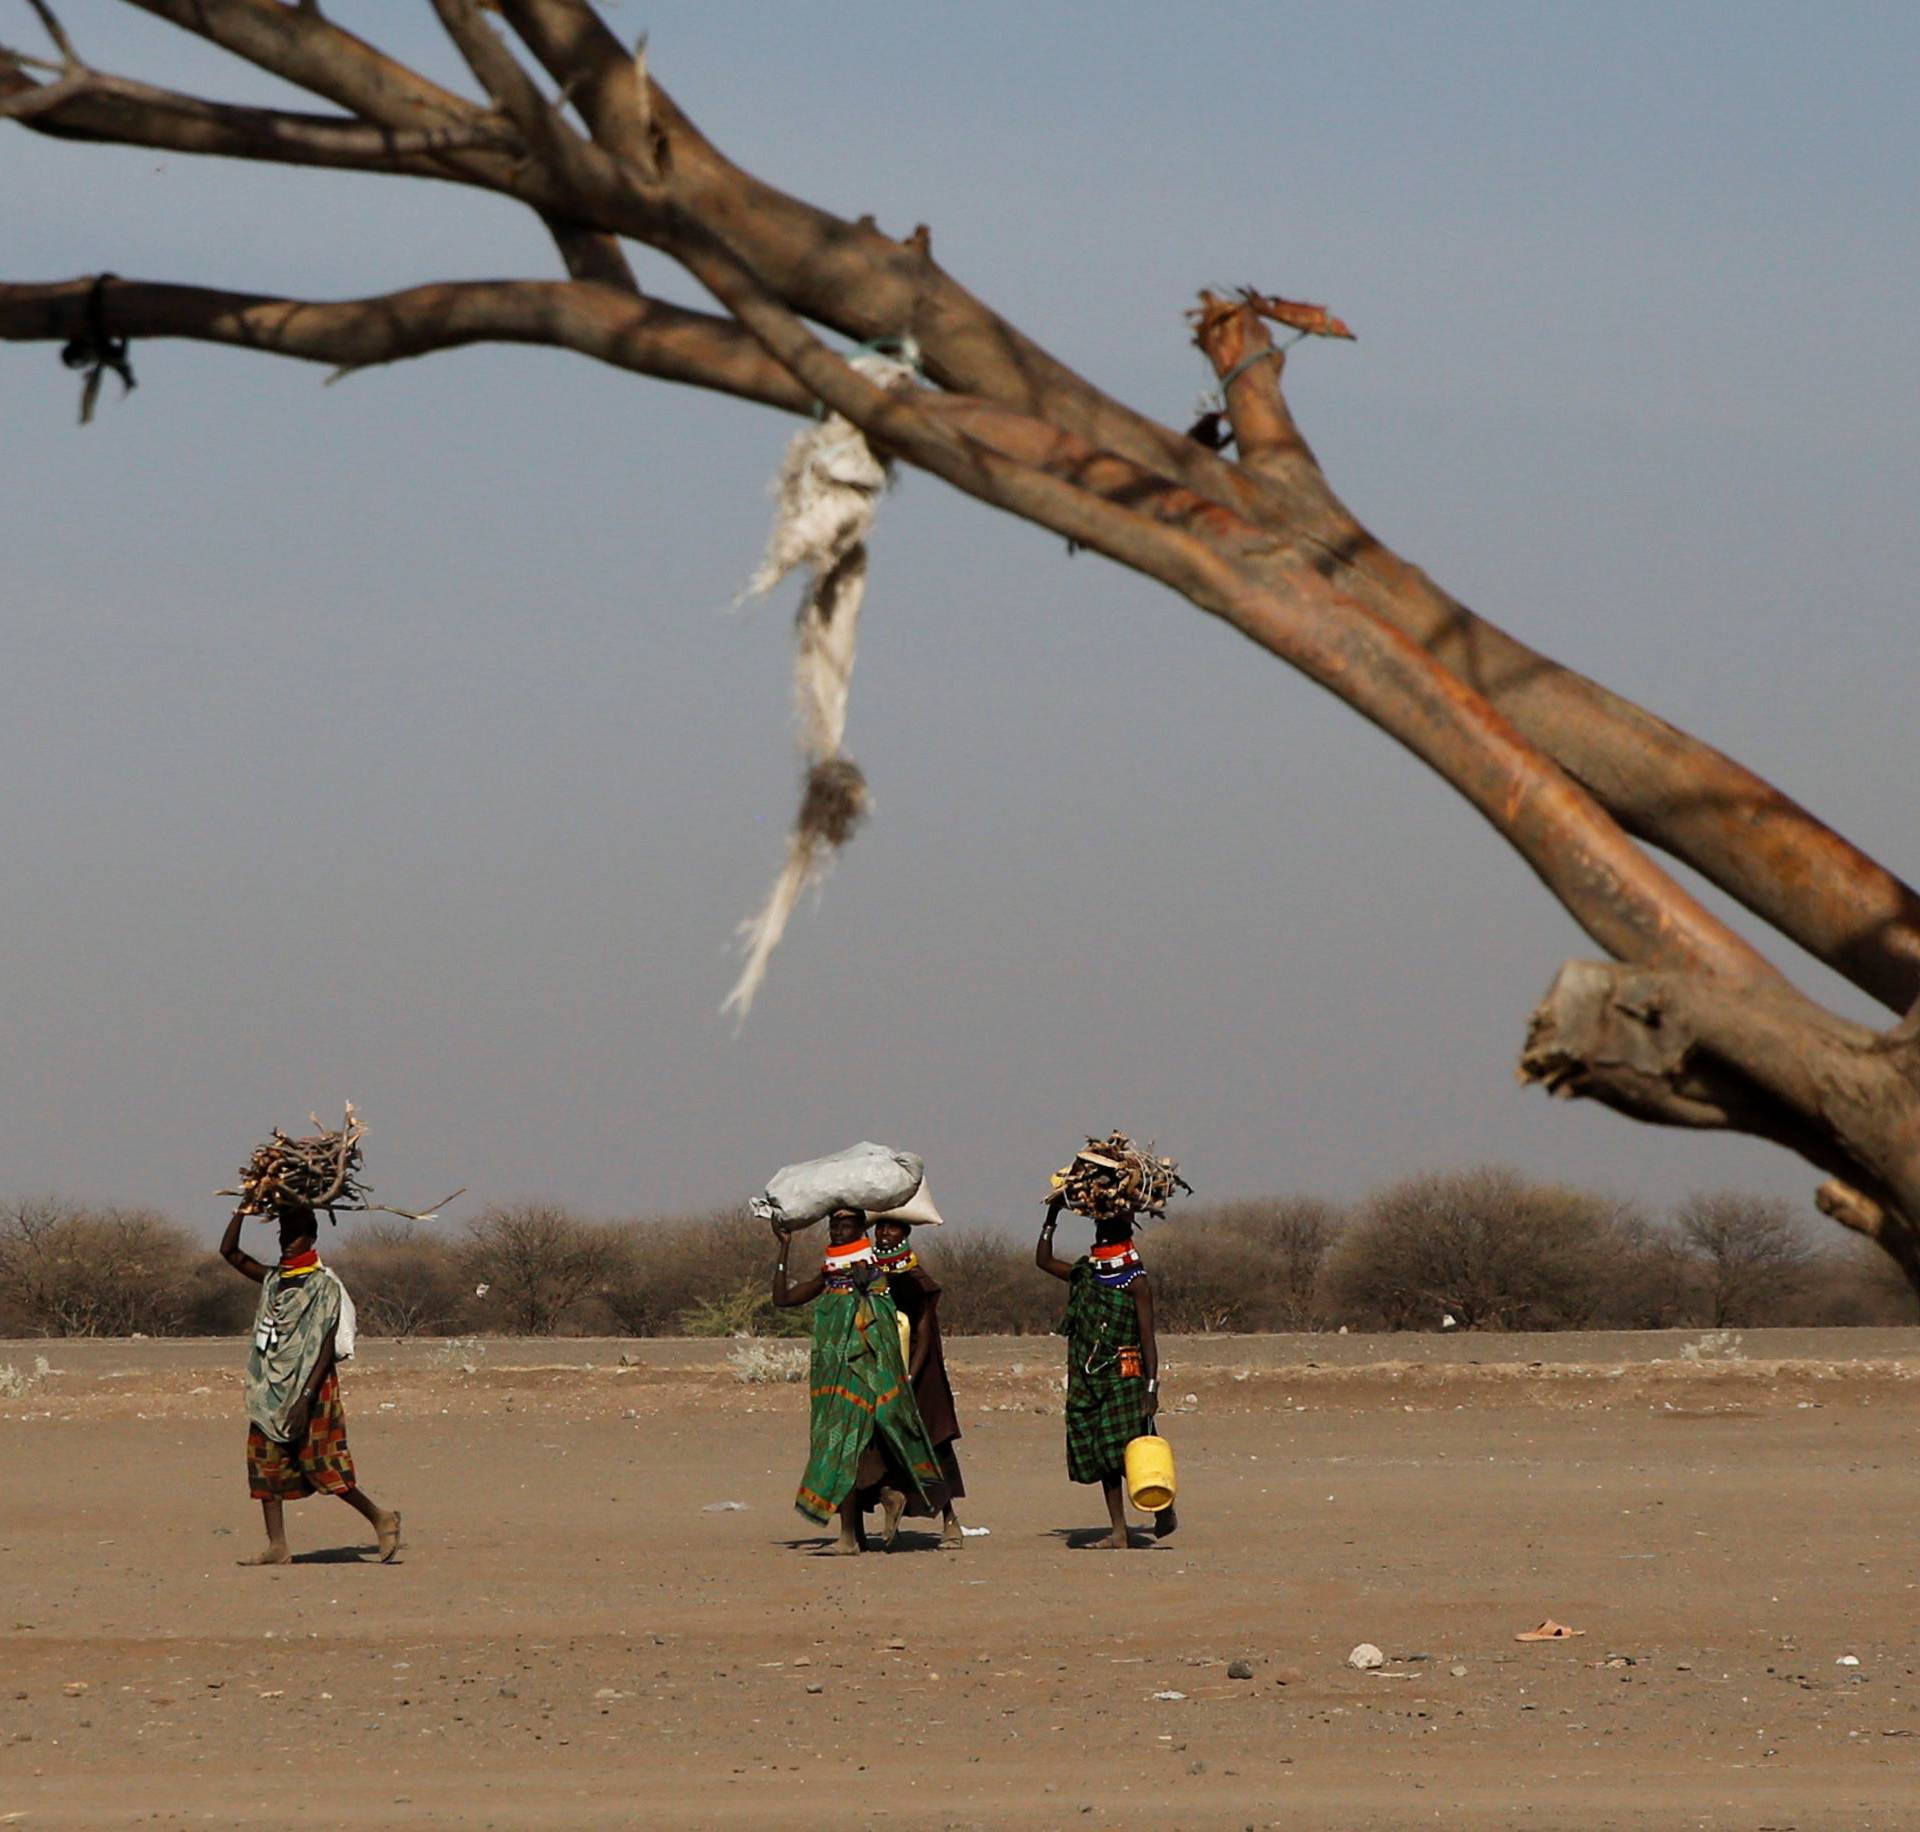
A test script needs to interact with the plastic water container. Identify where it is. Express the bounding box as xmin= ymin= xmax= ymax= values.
xmin=896 ymin=1313 xmax=912 ymax=1369
xmin=1125 ymin=1434 xmax=1176 ymax=1512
